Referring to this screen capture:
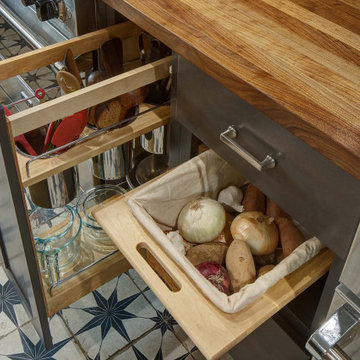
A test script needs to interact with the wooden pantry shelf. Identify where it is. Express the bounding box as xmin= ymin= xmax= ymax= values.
xmin=18 ymin=103 xmax=170 ymax=187
xmin=45 ymin=250 xmax=131 ymax=316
